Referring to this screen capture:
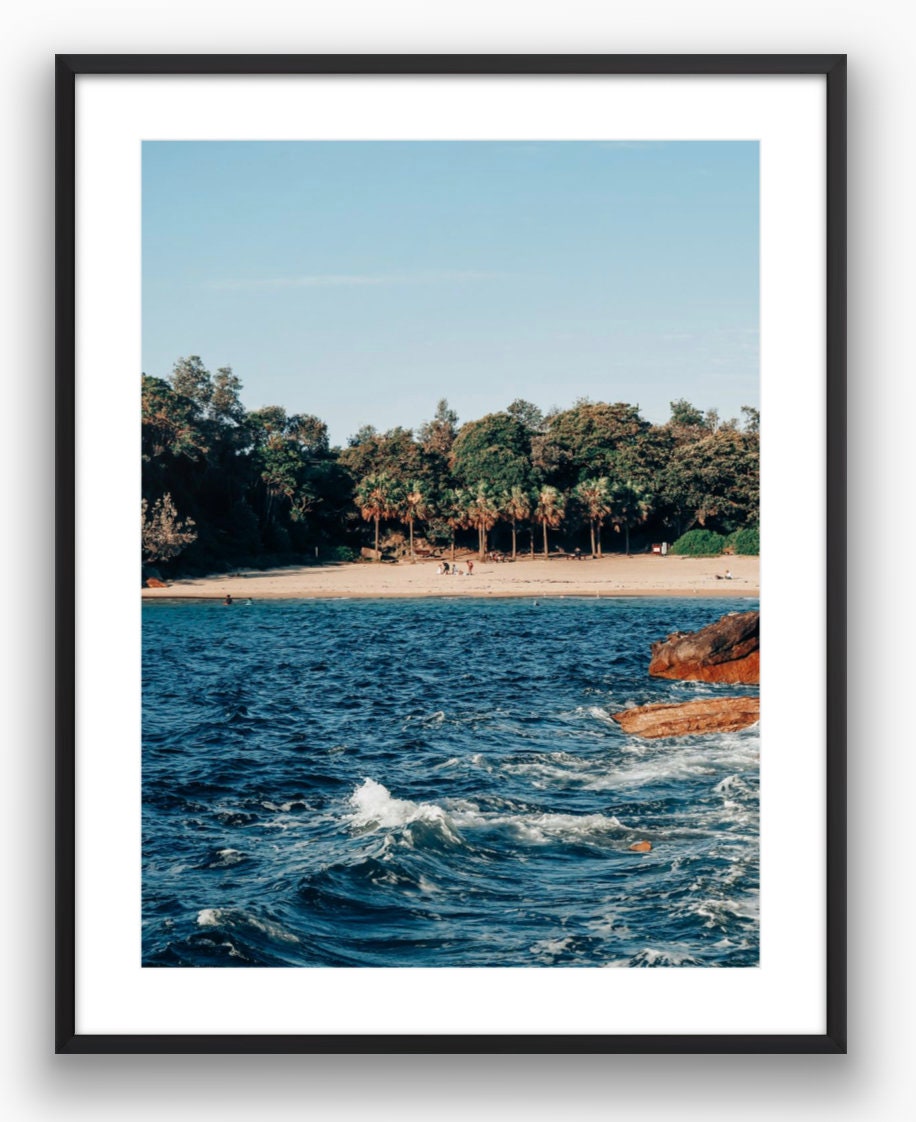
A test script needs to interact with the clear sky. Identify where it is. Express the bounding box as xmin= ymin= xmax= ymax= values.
xmin=142 ymin=141 xmax=758 ymax=446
